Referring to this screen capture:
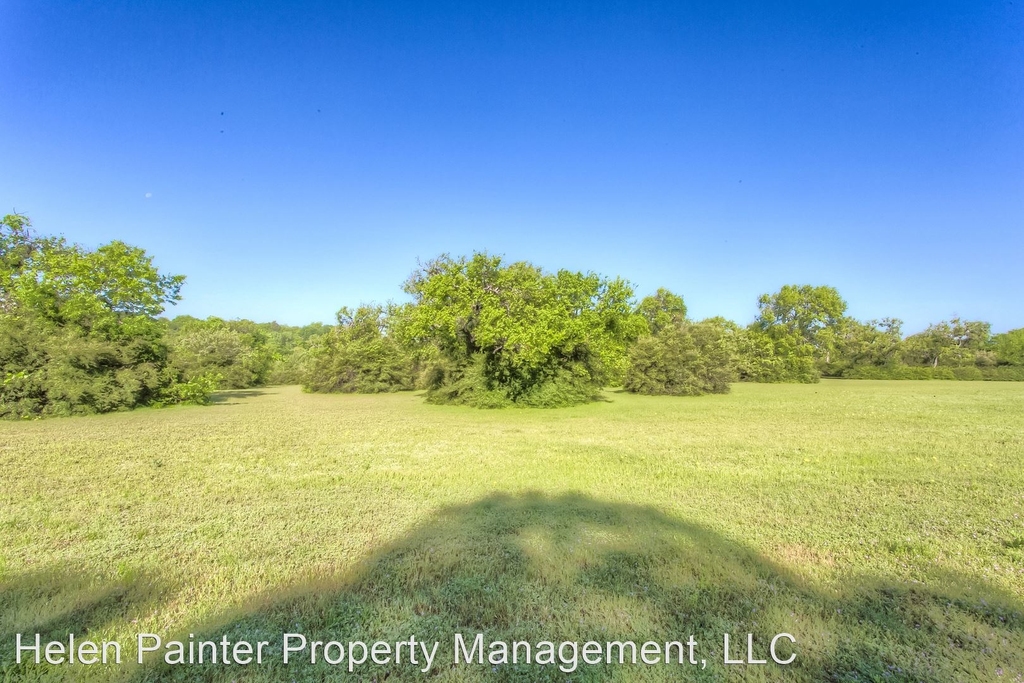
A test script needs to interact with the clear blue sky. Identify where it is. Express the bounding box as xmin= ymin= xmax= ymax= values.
xmin=2 ymin=1 xmax=1022 ymax=333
